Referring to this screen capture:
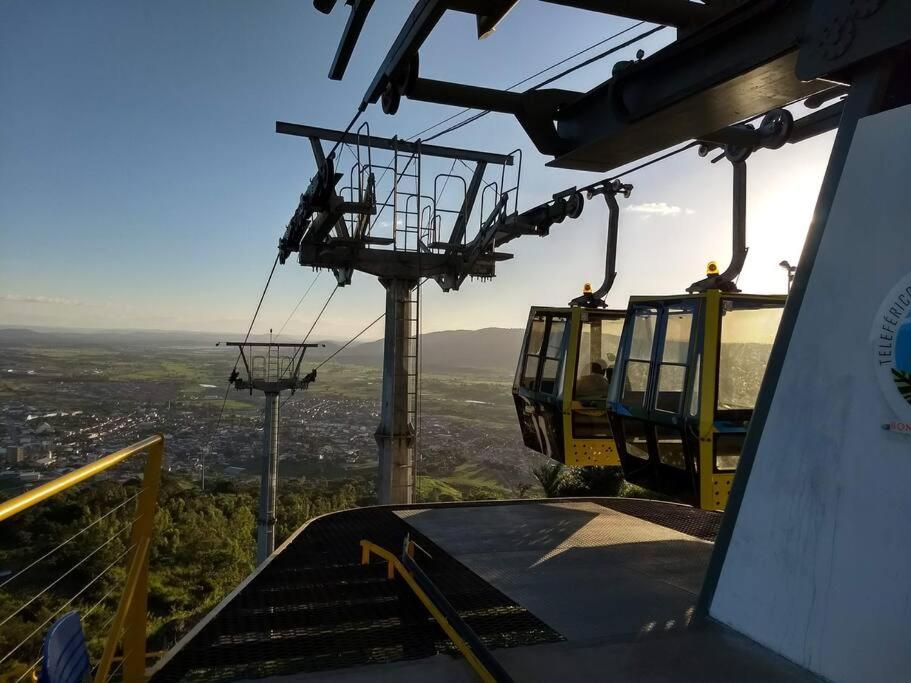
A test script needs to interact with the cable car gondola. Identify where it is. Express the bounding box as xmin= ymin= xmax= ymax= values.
xmin=513 ymin=181 xmax=631 ymax=467
xmin=608 ymin=155 xmax=785 ymax=510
